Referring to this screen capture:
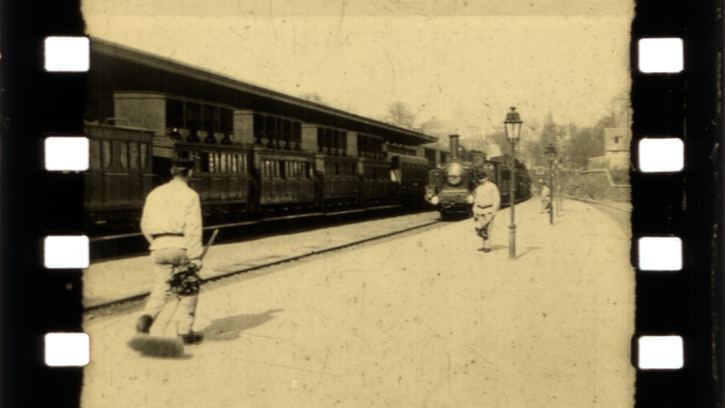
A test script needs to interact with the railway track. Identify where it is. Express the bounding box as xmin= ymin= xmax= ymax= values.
xmin=84 ymin=214 xmax=443 ymax=318
xmin=89 ymin=204 xmax=404 ymax=243
xmin=89 ymin=204 xmax=416 ymax=261
xmin=562 ymin=196 xmax=631 ymax=233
